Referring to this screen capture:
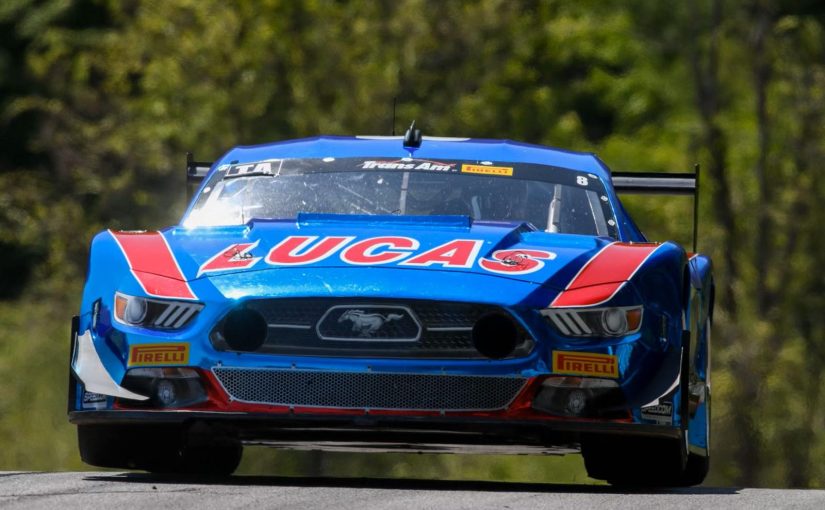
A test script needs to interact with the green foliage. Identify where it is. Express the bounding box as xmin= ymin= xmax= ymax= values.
xmin=0 ymin=290 xmax=84 ymax=470
xmin=1 ymin=0 xmax=824 ymax=487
